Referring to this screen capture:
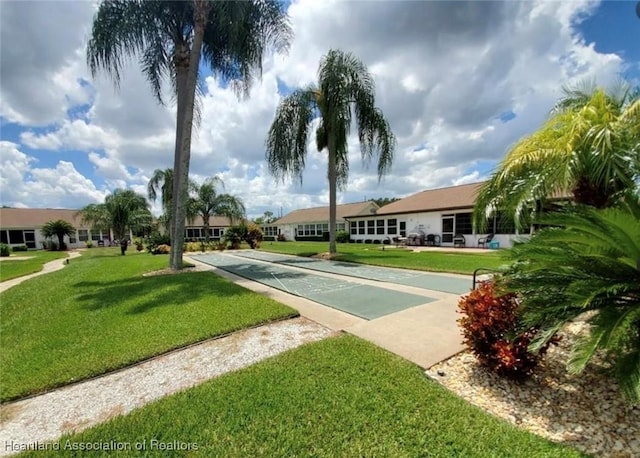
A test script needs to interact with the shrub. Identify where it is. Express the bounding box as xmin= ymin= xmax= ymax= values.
xmin=212 ymin=240 xmax=227 ymax=251
xmin=12 ymin=245 xmax=28 ymax=252
xmin=277 ymin=233 xmax=286 ymax=242
xmin=244 ymin=222 xmax=263 ymax=249
xmin=458 ymin=280 xmax=553 ymax=380
xmin=335 ymin=230 xmax=349 ymax=243
xmin=145 ymin=232 xmax=171 ymax=254
xmin=85 ymin=241 xmax=94 ymax=248
xmin=134 ymin=238 xmax=144 ymax=252
xmin=224 ymin=226 xmax=246 ymax=250
xmin=152 ymin=244 xmax=171 ymax=255
xmin=184 ymin=241 xmax=205 ymax=253
xmin=0 ymin=243 xmax=9 ymax=257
